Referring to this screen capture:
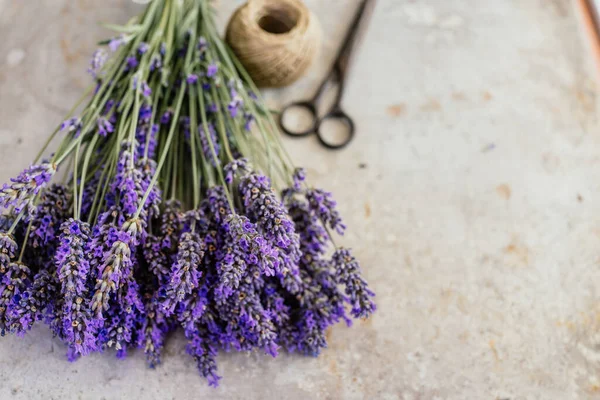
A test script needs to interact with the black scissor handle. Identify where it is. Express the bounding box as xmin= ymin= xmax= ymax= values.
xmin=279 ymin=101 xmax=318 ymax=137
xmin=316 ymin=109 xmax=355 ymax=150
